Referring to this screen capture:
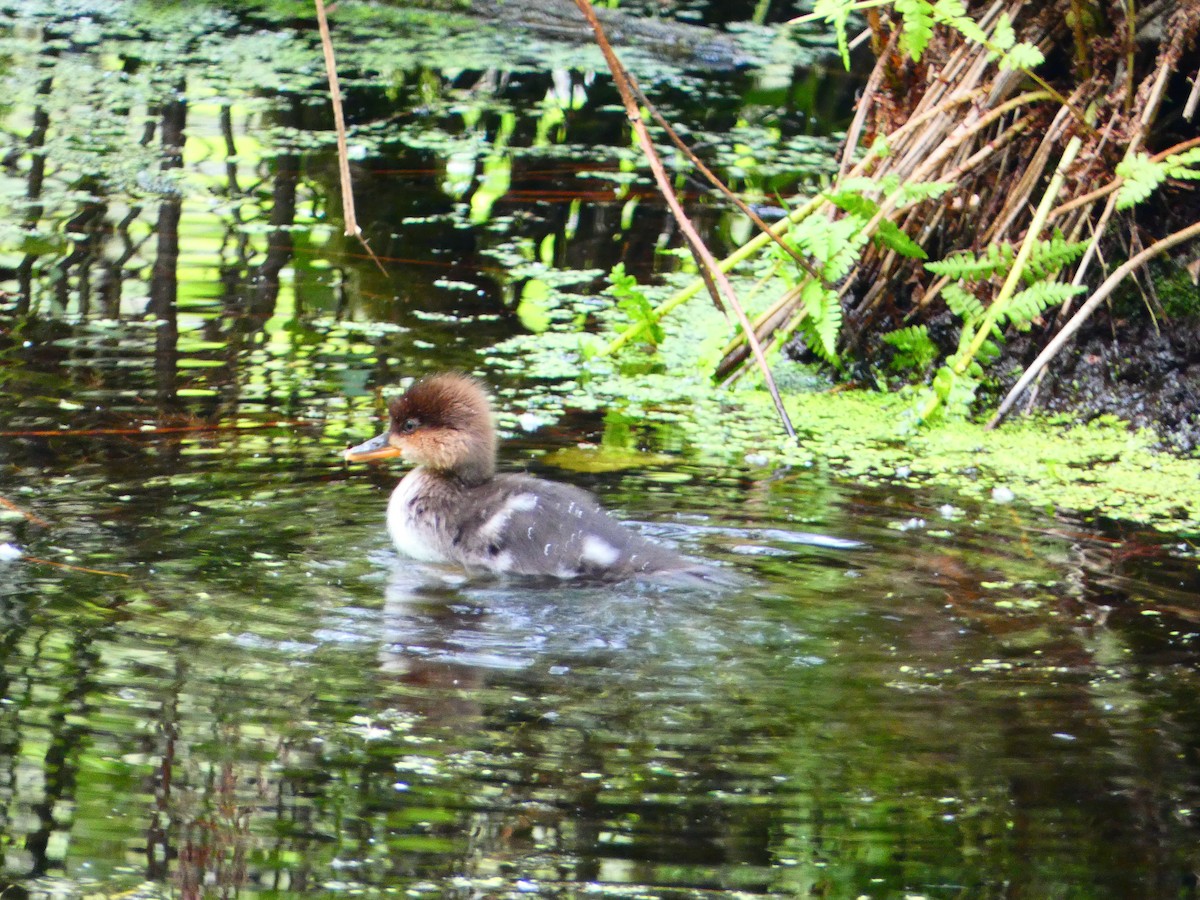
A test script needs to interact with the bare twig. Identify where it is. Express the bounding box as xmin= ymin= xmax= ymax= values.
xmin=621 ymin=72 xmax=822 ymax=283
xmin=21 ymin=555 xmax=131 ymax=579
xmin=571 ymin=0 xmax=796 ymax=438
xmin=314 ymin=0 xmax=387 ymax=276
